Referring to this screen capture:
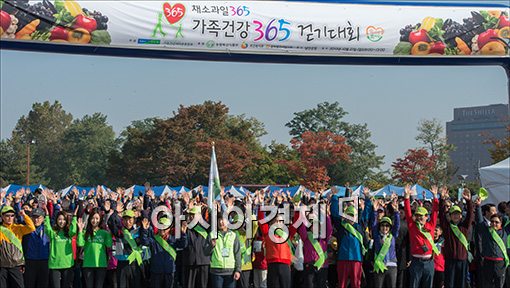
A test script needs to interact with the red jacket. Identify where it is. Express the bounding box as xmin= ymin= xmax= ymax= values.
xmin=404 ymin=198 xmax=439 ymax=257
xmin=252 ymin=233 xmax=267 ymax=270
xmin=258 ymin=207 xmax=294 ymax=265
